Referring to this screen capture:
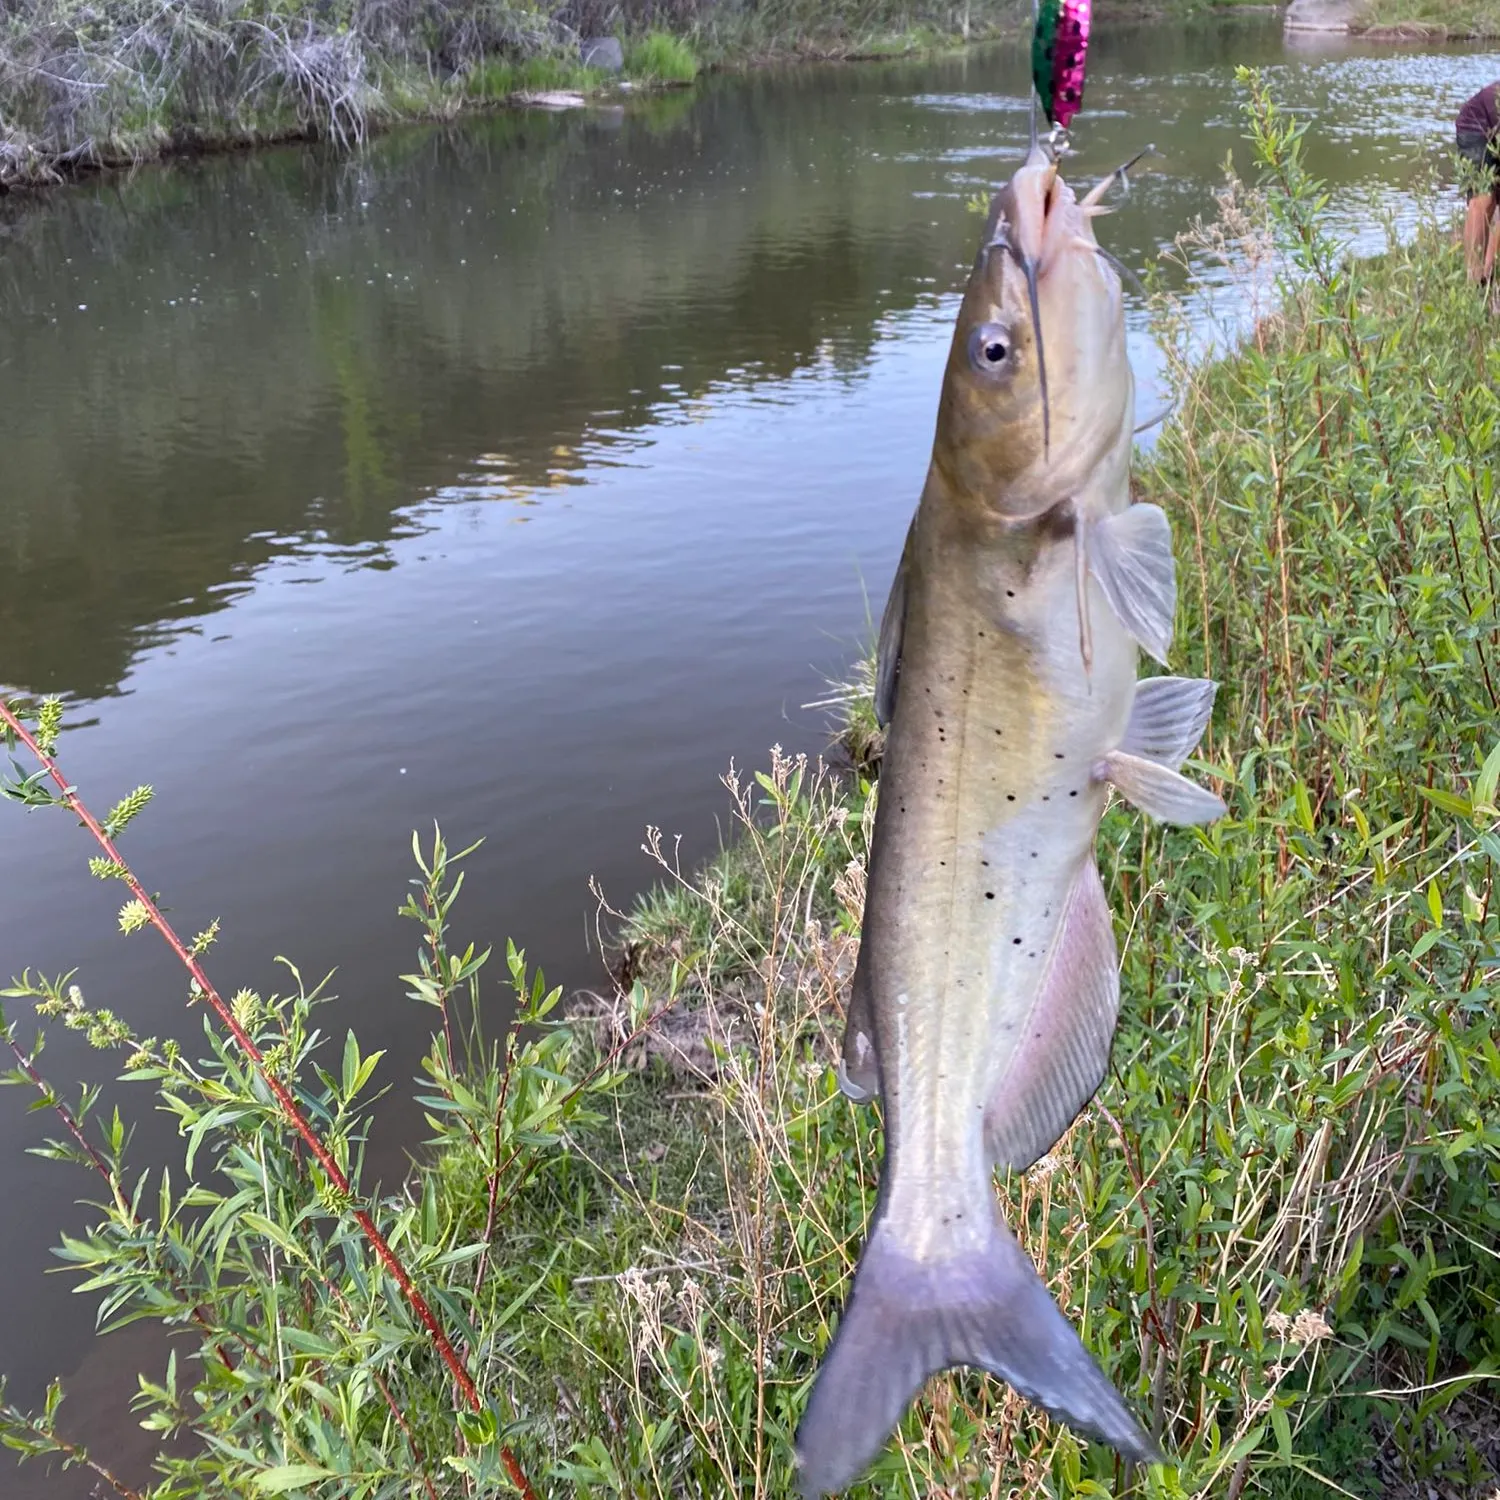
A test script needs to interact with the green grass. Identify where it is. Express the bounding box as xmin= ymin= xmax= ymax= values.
xmin=623 ymin=30 xmax=699 ymax=85
xmin=1353 ymin=0 xmax=1500 ymax=37
xmin=465 ymin=55 xmax=605 ymax=101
